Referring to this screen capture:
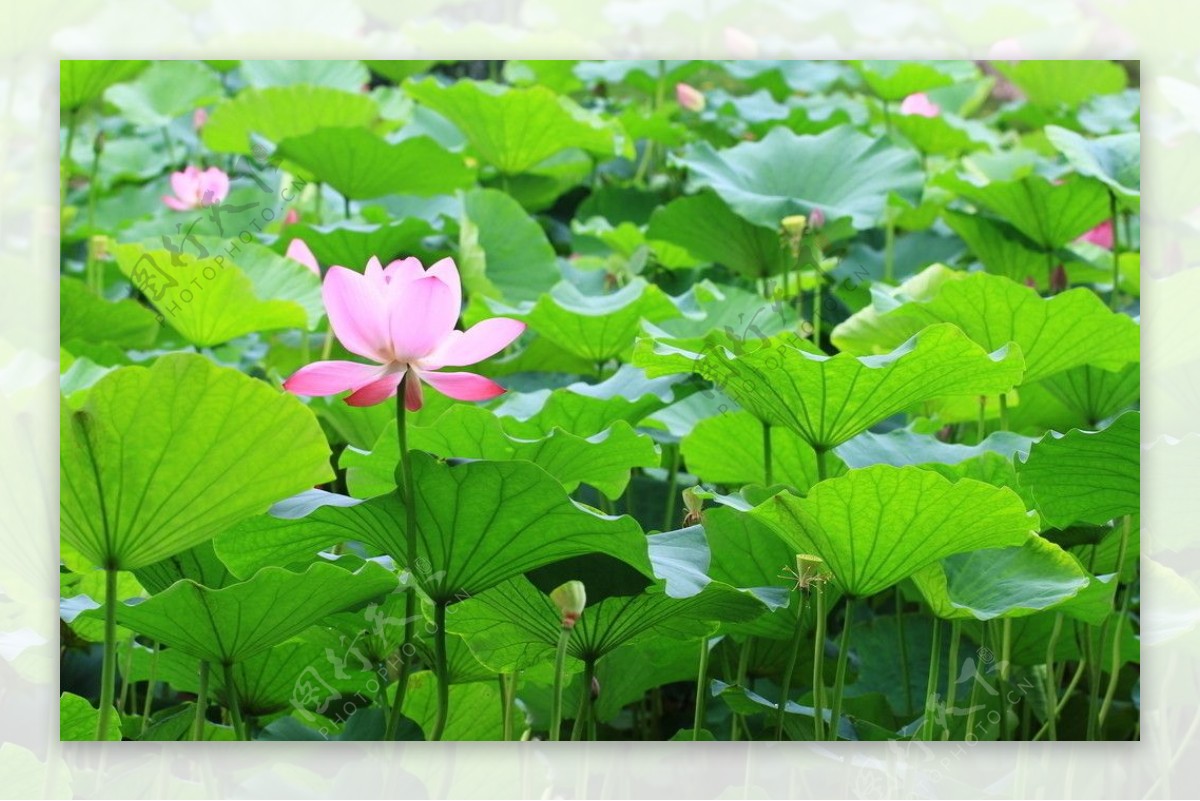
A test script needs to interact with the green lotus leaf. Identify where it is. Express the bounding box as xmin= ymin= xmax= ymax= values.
xmin=113 ymin=244 xmax=311 ymax=346
xmin=279 ymin=219 xmax=437 ymax=271
xmin=342 ymin=405 xmax=659 ymax=501
xmin=488 ymin=278 xmax=680 ymax=364
xmin=61 ymin=692 xmax=120 ymax=741
xmin=674 ymin=126 xmax=923 ymax=229
xmin=938 ymin=172 xmax=1109 ymax=249
xmin=202 ymin=85 xmax=378 ymax=154
xmin=240 ymin=60 xmax=369 ymax=92
xmin=61 ymin=353 xmax=332 ymax=570
xmin=458 ymin=187 xmax=561 ymax=303
xmin=1017 ymin=411 xmax=1139 ymax=528
xmin=942 ymin=209 xmax=1049 ymax=287
xmin=61 ymin=60 xmax=149 ymax=110
xmin=115 ymin=561 xmax=397 ymax=665
xmin=646 ymin=190 xmax=789 ymax=279
xmin=275 ymin=129 xmax=474 ymax=199
xmin=405 ymin=78 xmax=629 ymax=174
xmin=750 ymin=466 xmax=1036 ymax=597
xmin=1038 ymin=363 xmax=1139 ymax=427
xmin=1045 ymin=125 xmax=1139 ymax=209
xmin=133 ymin=541 xmax=236 ymax=594
xmin=215 ymin=453 xmax=654 ymax=604
xmin=831 ymin=267 xmax=1139 ymax=383
xmin=103 ymin=60 xmax=223 ymax=128
xmin=835 ymin=428 xmax=1034 ymax=470
xmin=911 ymin=536 xmax=1090 ymax=620
xmin=683 ymin=322 xmax=1023 ymax=450
xmin=856 ymin=60 xmax=978 ymax=101
xmin=682 ymin=411 xmax=841 ymax=492
xmin=994 ymin=60 xmax=1127 ymax=108
xmin=60 ymin=277 xmax=160 ymax=349
xmin=447 ymin=575 xmax=765 ymax=673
